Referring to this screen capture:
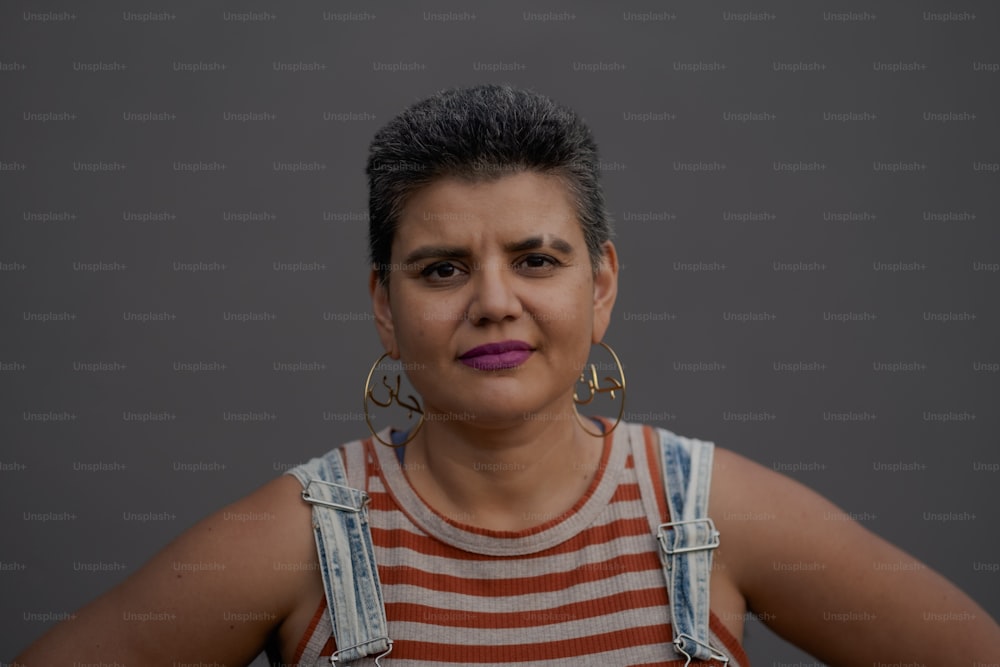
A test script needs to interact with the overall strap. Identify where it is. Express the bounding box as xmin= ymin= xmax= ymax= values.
xmin=286 ymin=447 xmax=392 ymax=664
xmin=655 ymin=428 xmax=728 ymax=665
